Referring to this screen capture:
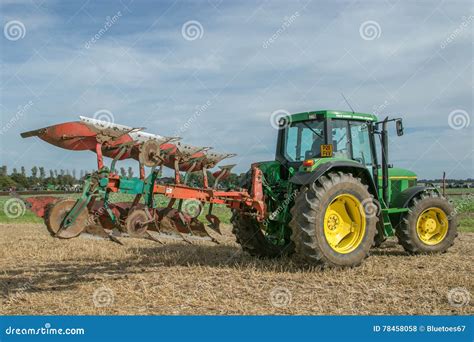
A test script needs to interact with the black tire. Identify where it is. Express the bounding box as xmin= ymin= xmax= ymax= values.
xmin=231 ymin=212 xmax=294 ymax=258
xmin=231 ymin=170 xmax=294 ymax=258
xmin=396 ymin=191 xmax=457 ymax=253
xmin=289 ymin=172 xmax=378 ymax=267
xmin=373 ymin=221 xmax=387 ymax=248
